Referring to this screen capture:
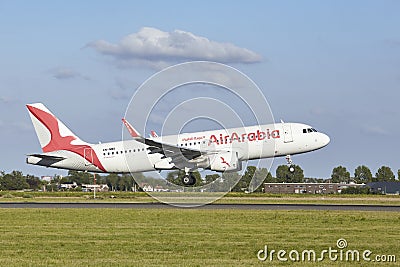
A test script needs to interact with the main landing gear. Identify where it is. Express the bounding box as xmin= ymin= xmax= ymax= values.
xmin=286 ymin=155 xmax=295 ymax=173
xmin=182 ymin=167 xmax=196 ymax=186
